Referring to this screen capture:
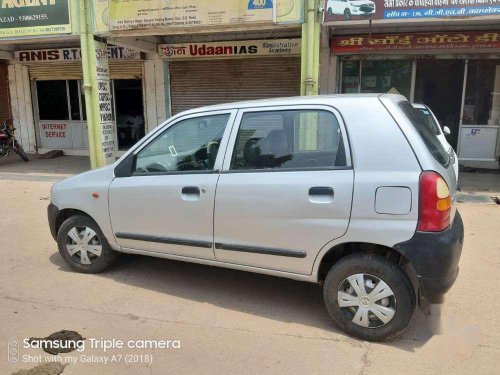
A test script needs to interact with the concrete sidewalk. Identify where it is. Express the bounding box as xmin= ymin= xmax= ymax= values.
xmin=0 ymin=154 xmax=90 ymax=182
